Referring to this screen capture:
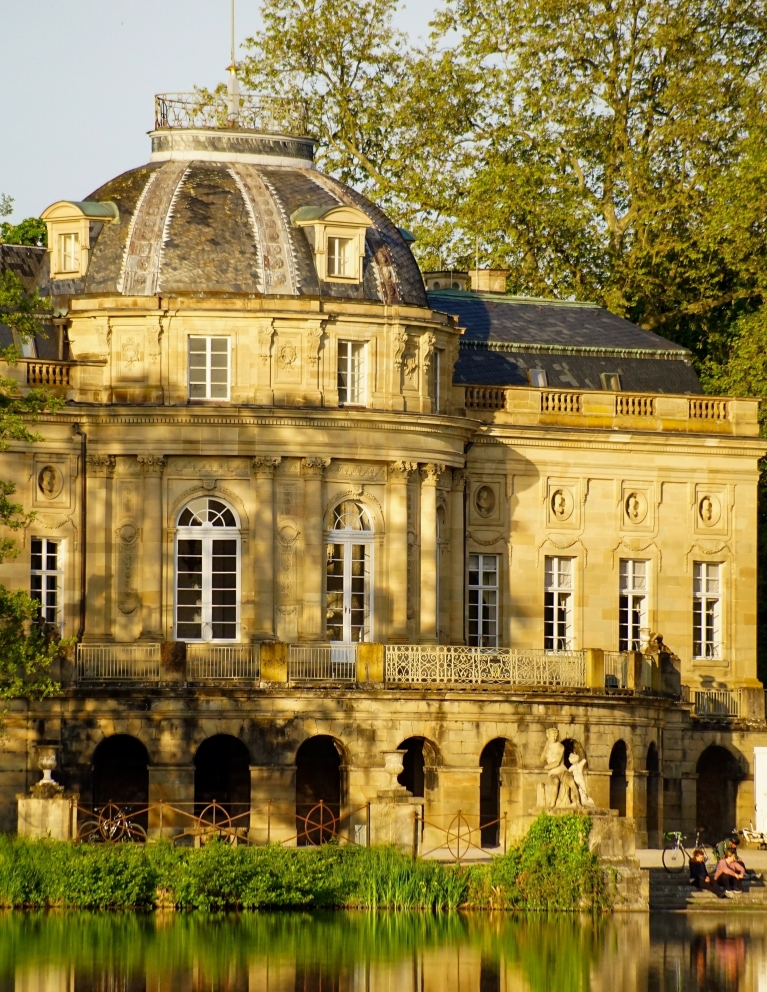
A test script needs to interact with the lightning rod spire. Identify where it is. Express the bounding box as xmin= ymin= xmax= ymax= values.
xmin=227 ymin=0 xmax=240 ymax=125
